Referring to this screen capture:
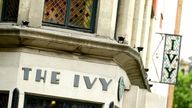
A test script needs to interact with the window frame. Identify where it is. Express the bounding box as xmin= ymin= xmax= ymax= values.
xmin=42 ymin=0 xmax=98 ymax=33
xmin=24 ymin=93 xmax=102 ymax=108
xmin=1 ymin=0 xmax=20 ymax=22
xmin=0 ymin=91 xmax=9 ymax=108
